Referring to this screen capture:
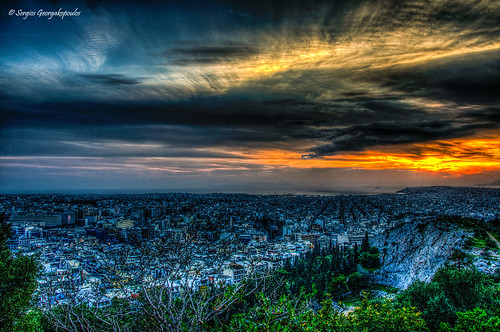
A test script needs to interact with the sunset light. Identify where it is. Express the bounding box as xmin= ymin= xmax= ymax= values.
xmin=1 ymin=0 xmax=499 ymax=193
